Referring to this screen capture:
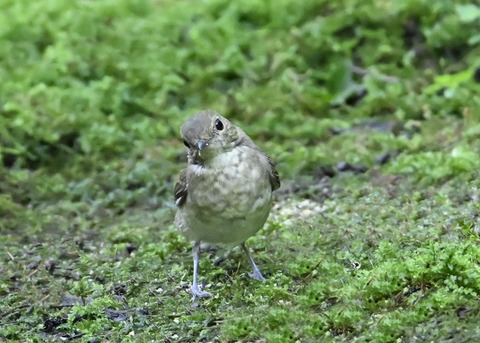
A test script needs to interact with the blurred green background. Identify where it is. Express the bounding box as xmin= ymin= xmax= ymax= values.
xmin=1 ymin=0 xmax=480 ymax=342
